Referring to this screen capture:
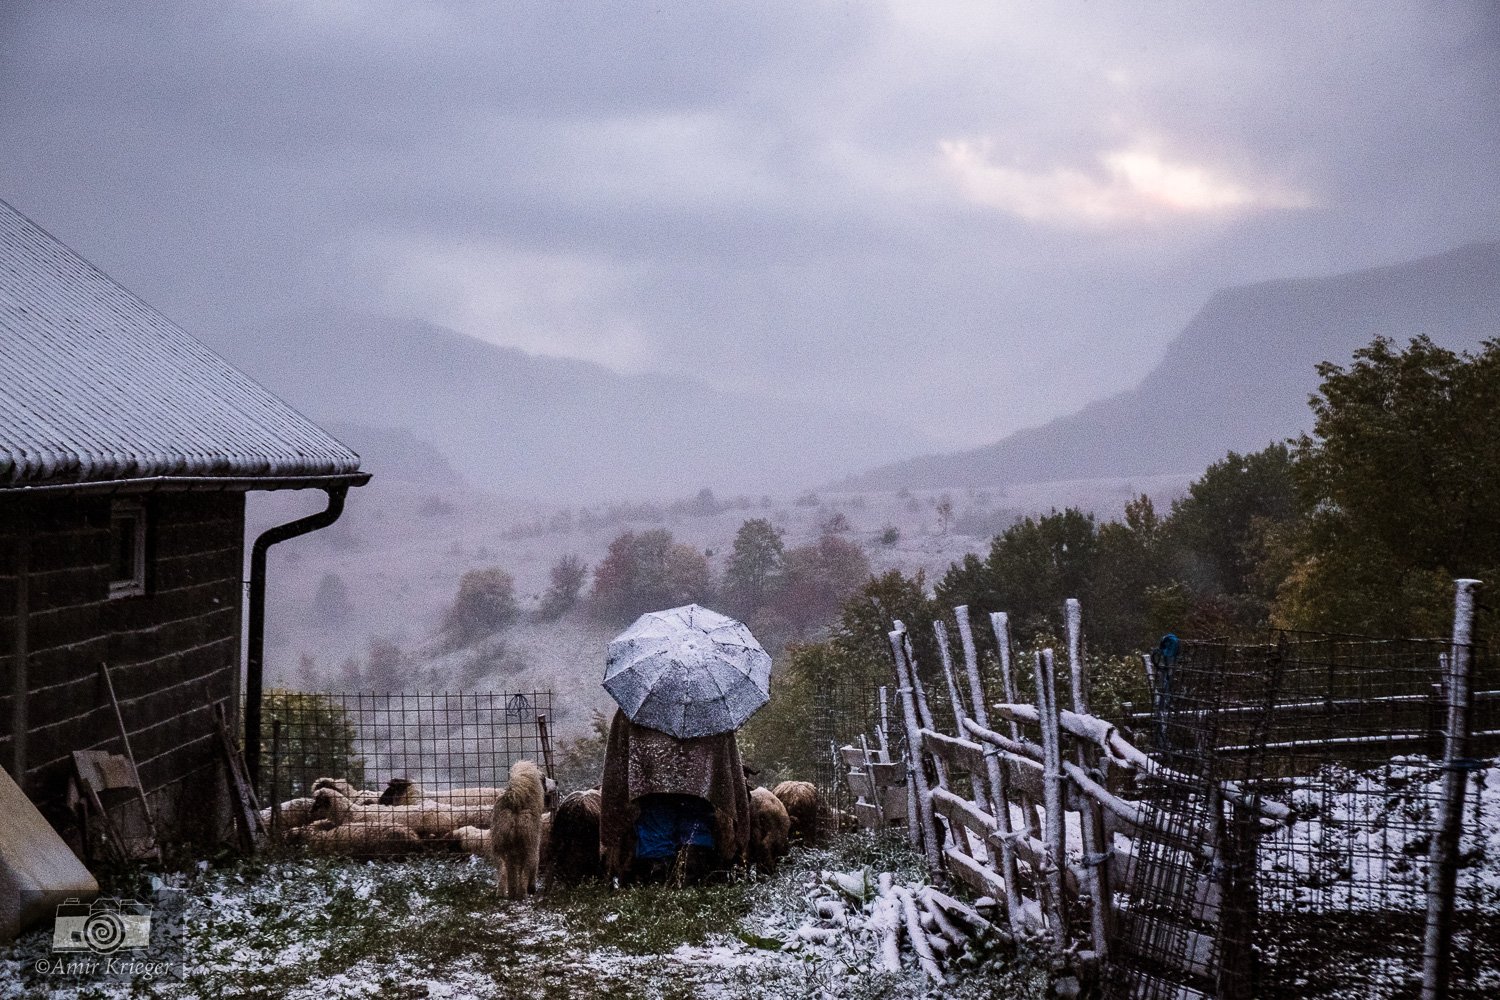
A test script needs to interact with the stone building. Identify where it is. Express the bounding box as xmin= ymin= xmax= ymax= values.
xmin=0 ymin=198 xmax=369 ymax=848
